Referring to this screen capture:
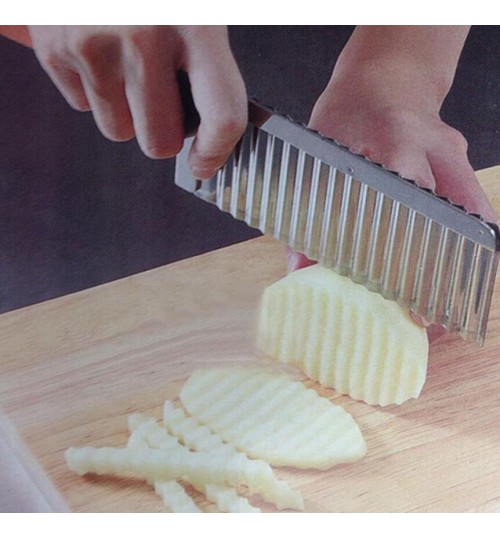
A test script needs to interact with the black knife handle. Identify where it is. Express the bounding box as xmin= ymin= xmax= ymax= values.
xmin=177 ymin=70 xmax=201 ymax=137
